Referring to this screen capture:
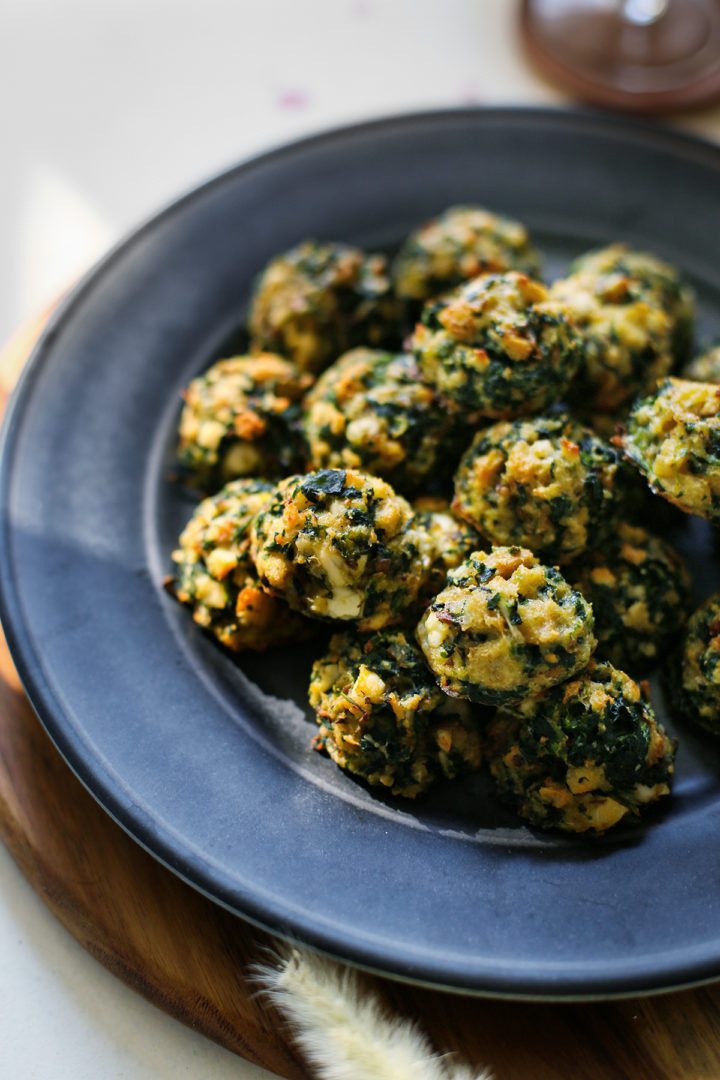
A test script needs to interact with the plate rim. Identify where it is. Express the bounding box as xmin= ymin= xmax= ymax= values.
xmin=3 ymin=105 xmax=720 ymax=1001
